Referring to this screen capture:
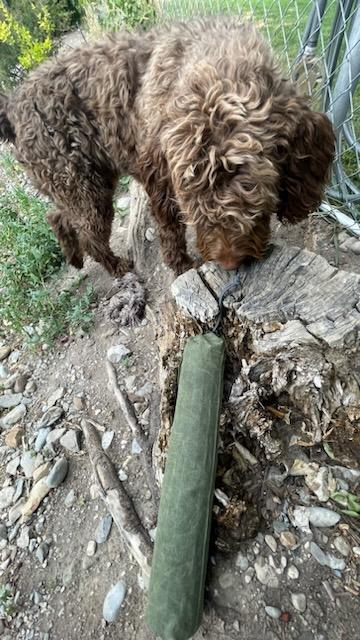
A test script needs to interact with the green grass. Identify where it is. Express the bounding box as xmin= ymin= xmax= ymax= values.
xmin=0 ymin=158 xmax=96 ymax=347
